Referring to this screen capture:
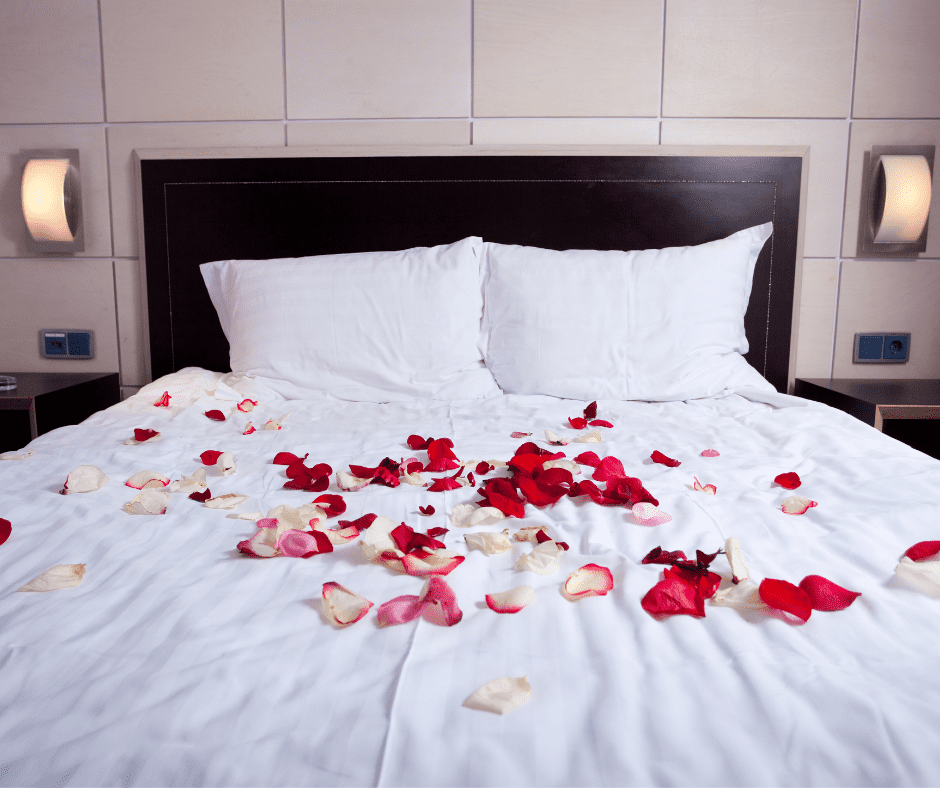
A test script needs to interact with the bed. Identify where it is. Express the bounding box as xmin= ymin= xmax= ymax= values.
xmin=2 ymin=144 xmax=940 ymax=788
